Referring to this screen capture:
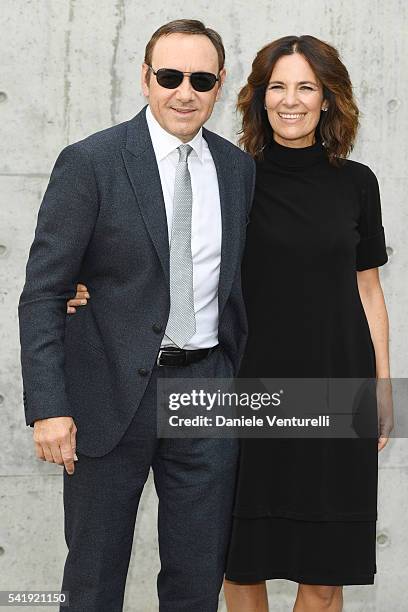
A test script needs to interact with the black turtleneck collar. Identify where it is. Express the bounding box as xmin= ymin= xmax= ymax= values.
xmin=262 ymin=137 xmax=328 ymax=169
